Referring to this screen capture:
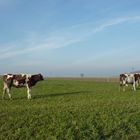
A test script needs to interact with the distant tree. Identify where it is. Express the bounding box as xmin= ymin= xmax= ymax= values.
xmin=80 ymin=73 xmax=84 ymax=78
